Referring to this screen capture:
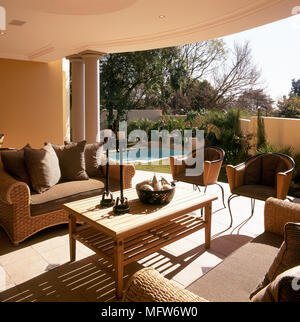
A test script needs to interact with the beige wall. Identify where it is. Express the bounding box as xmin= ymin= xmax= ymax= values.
xmin=100 ymin=109 xmax=162 ymax=129
xmin=0 ymin=58 xmax=66 ymax=149
xmin=240 ymin=116 xmax=300 ymax=154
